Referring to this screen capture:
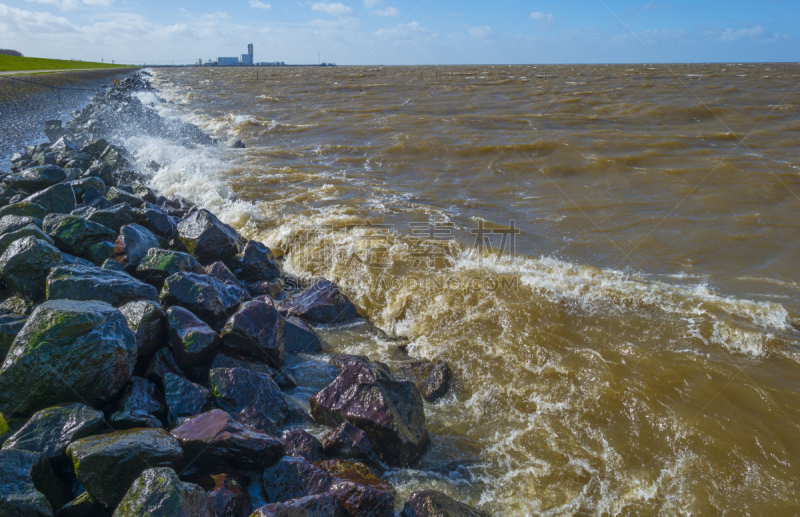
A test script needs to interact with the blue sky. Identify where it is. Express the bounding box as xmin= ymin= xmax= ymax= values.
xmin=1 ymin=0 xmax=797 ymax=65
